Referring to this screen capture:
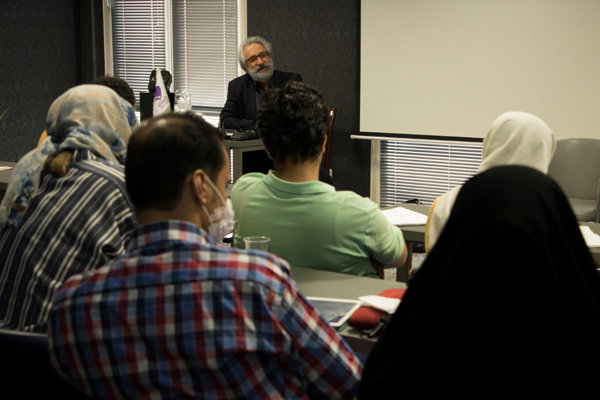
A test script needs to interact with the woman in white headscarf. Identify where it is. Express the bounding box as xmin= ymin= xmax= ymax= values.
xmin=425 ymin=111 xmax=556 ymax=251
